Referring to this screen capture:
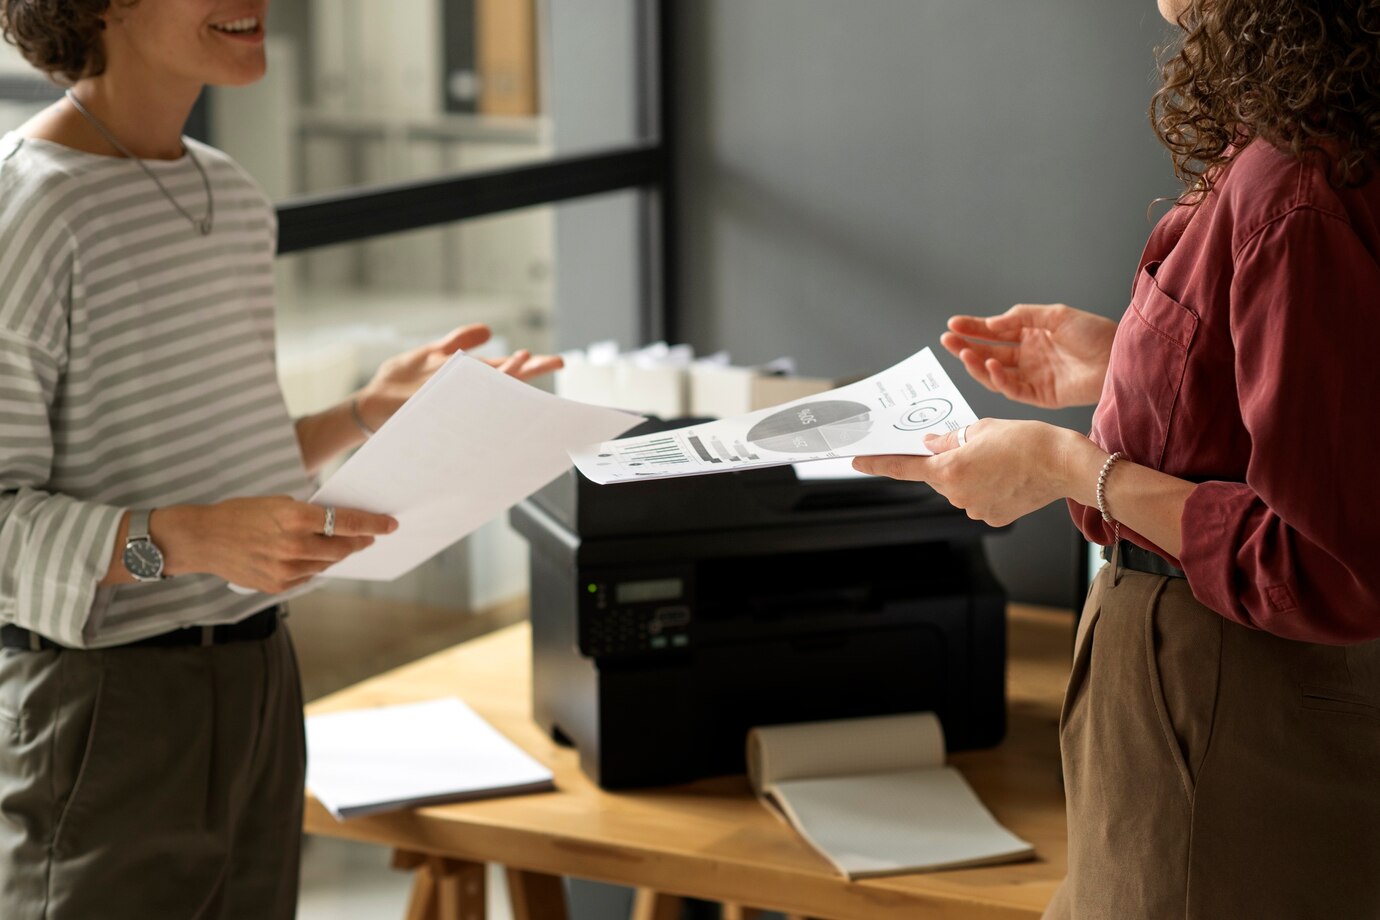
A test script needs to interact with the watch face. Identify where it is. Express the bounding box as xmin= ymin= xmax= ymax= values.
xmin=123 ymin=540 xmax=164 ymax=580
